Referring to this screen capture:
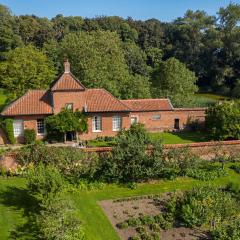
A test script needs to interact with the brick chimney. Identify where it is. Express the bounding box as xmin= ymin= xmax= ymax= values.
xmin=64 ymin=59 xmax=70 ymax=73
